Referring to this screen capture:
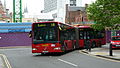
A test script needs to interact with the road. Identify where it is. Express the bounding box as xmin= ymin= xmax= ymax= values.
xmin=0 ymin=47 xmax=120 ymax=68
